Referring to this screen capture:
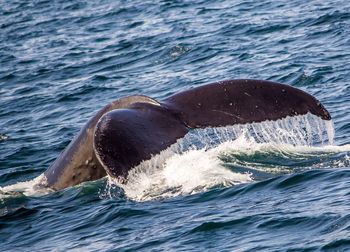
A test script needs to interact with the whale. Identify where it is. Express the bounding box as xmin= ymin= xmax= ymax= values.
xmin=44 ymin=79 xmax=331 ymax=190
